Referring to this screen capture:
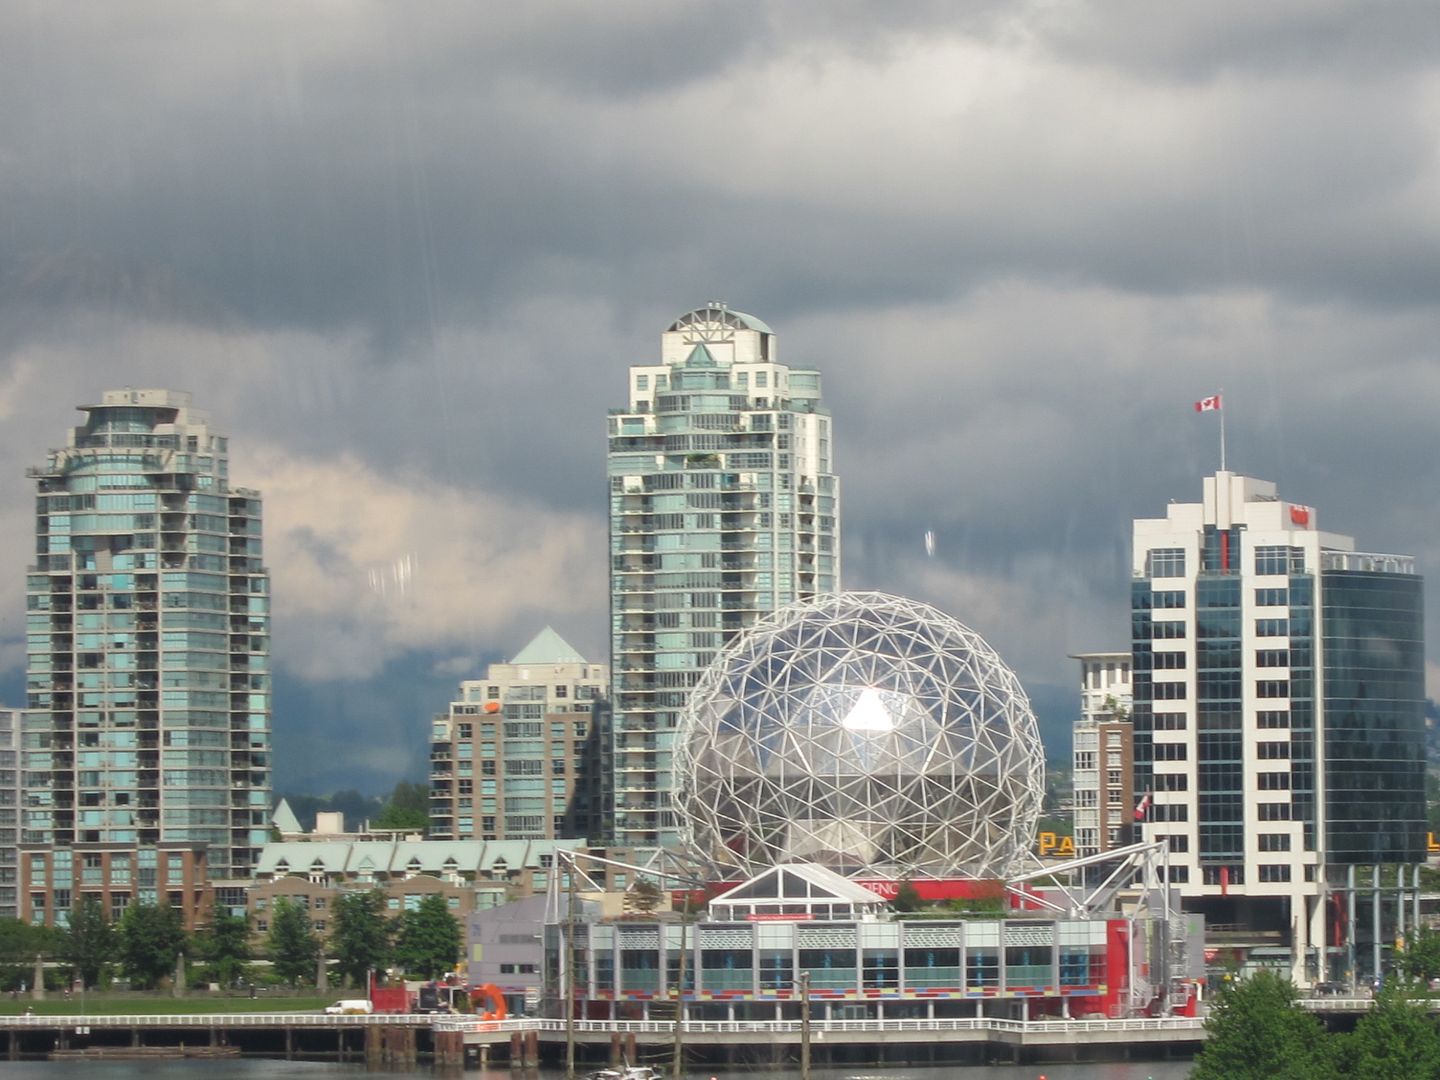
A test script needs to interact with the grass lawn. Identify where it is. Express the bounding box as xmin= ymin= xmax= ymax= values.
xmin=0 ymin=995 xmax=332 ymax=1016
